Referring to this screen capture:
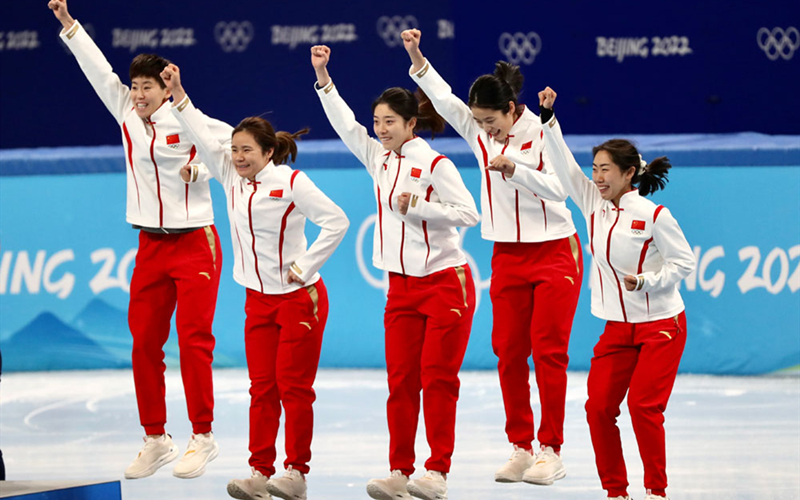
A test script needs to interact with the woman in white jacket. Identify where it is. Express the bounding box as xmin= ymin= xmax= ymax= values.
xmin=401 ymin=29 xmax=583 ymax=486
xmin=311 ymin=45 xmax=479 ymax=500
xmin=161 ymin=65 xmax=349 ymax=500
xmin=537 ymin=86 xmax=695 ymax=500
